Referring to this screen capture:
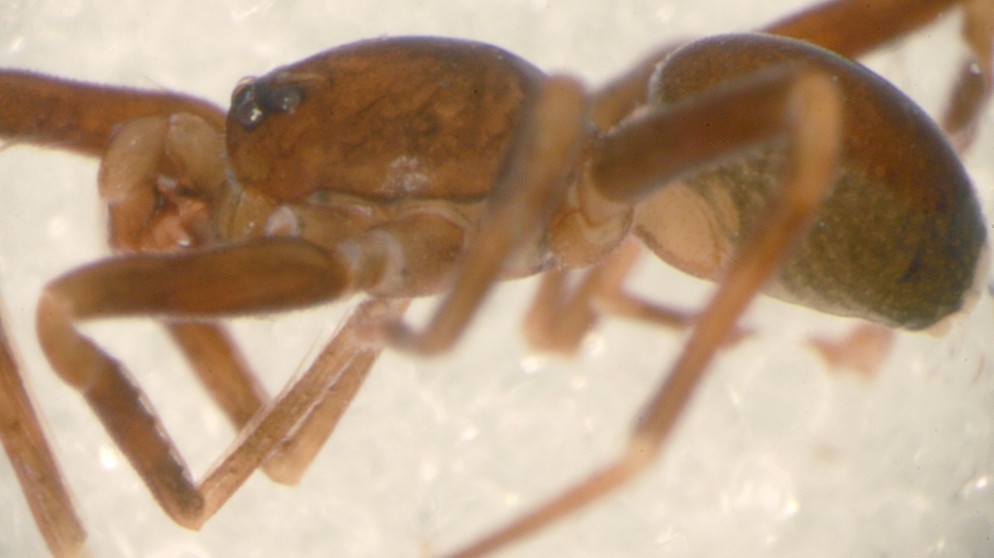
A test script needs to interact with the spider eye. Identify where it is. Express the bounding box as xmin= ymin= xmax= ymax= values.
xmin=232 ymin=77 xmax=265 ymax=131
xmin=231 ymin=78 xmax=305 ymax=131
xmin=266 ymin=84 xmax=303 ymax=114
